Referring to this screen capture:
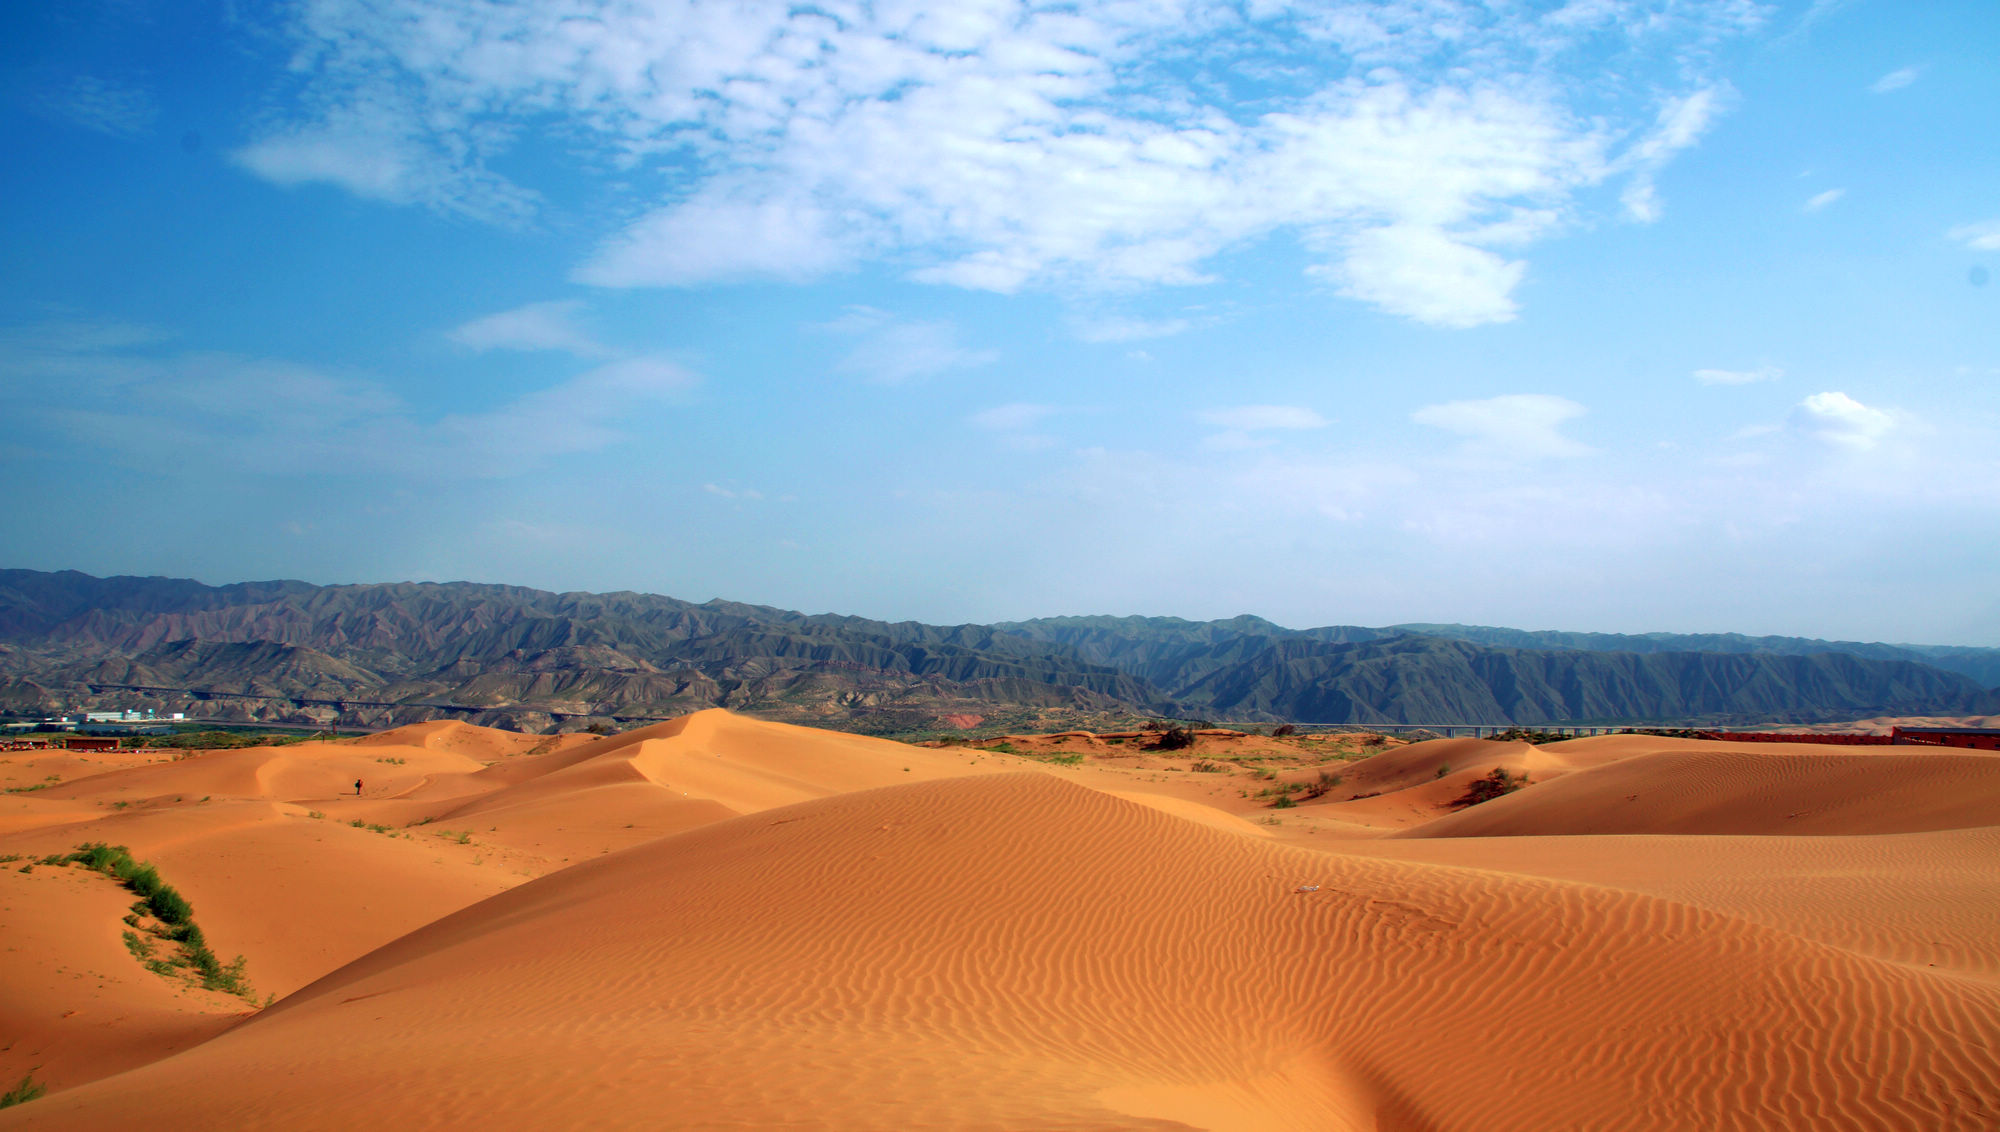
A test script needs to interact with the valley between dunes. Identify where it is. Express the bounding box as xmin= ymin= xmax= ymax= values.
xmin=2 ymin=711 xmax=1997 ymax=1130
